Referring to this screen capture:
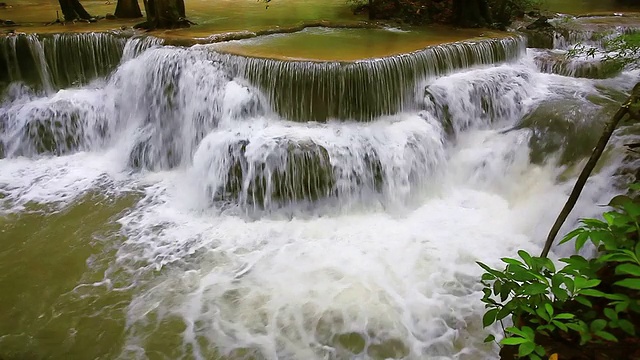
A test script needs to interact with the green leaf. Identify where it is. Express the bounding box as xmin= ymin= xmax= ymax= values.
xmin=609 ymin=194 xmax=634 ymax=208
xmin=481 ymin=273 xmax=495 ymax=281
xmin=560 ymin=228 xmax=583 ymax=244
xmin=623 ymin=200 xmax=640 ymax=218
xmin=518 ymin=250 xmax=534 ymax=269
xmin=493 ymin=280 xmax=502 ymax=297
xmin=599 ymin=253 xmax=635 ymax=263
xmin=614 ymin=278 xmax=640 ymax=290
xmin=518 ymin=342 xmax=536 ymax=357
xmin=603 ymin=308 xmax=618 ymax=321
xmin=603 ymin=212 xmax=615 ymax=225
xmin=595 ymin=330 xmax=618 ymax=342
xmin=552 ymin=320 xmax=568 ymax=332
xmin=484 ymin=334 xmax=495 ymax=343
xmin=496 ymin=305 xmax=512 ymax=321
xmin=580 ymin=289 xmax=607 ymax=298
xmin=591 ymin=319 xmax=607 ymax=332
xmin=544 ymin=303 xmax=554 ymax=318
xmin=500 ymin=282 xmax=511 ymax=302
xmin=566 ymin=323 xmax=583 ymax=332
xmin=554 ymin=313 xmax=575 ymax=320
xmin=483 ymin=308 xmax=498 ymax=328
xmin=536 ymin=307 xmax=550 ymax=322
xmin=616 ymin=263 xmax=640 ymax=277
xmin=524 ymin=282 xmax=549 ymax=296
xmin=501 ymin=337 xmax=529 ymax=345
xmin=618 ymin=319 xmax=636 ymax=336
xmin=563 ymin=277 xmax=575 ymax=293
xmin=477 ymin=262 xmax=505 ymax=279
xmin=615 ymin=301 xmax=629 ymax=313
xmin=509 ymin=265 xmax=539 ymax=282
xmin=575 ymin=296 xmax=593 ymax=308
xmin=576 ymin=232 xmax=589 ymax=251
xmin=502 ymin=257 xmax=525 ymax=267
xmin=575 ymin=277 xmax=600 ymax=289
xmin=551 ymin=285 xmax=569 ymax=302
xmin=540 ymin=257 xmax=556 ymax=272
xmin=505 ymin=327 xmax=528 ymax=338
